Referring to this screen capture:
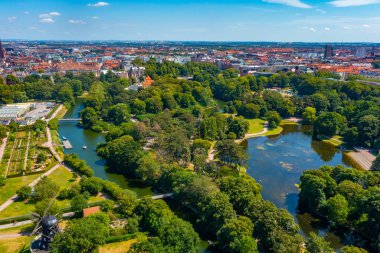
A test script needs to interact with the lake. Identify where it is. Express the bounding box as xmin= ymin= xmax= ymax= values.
xmin=244 ymin=124 xmax=356 ymax=249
